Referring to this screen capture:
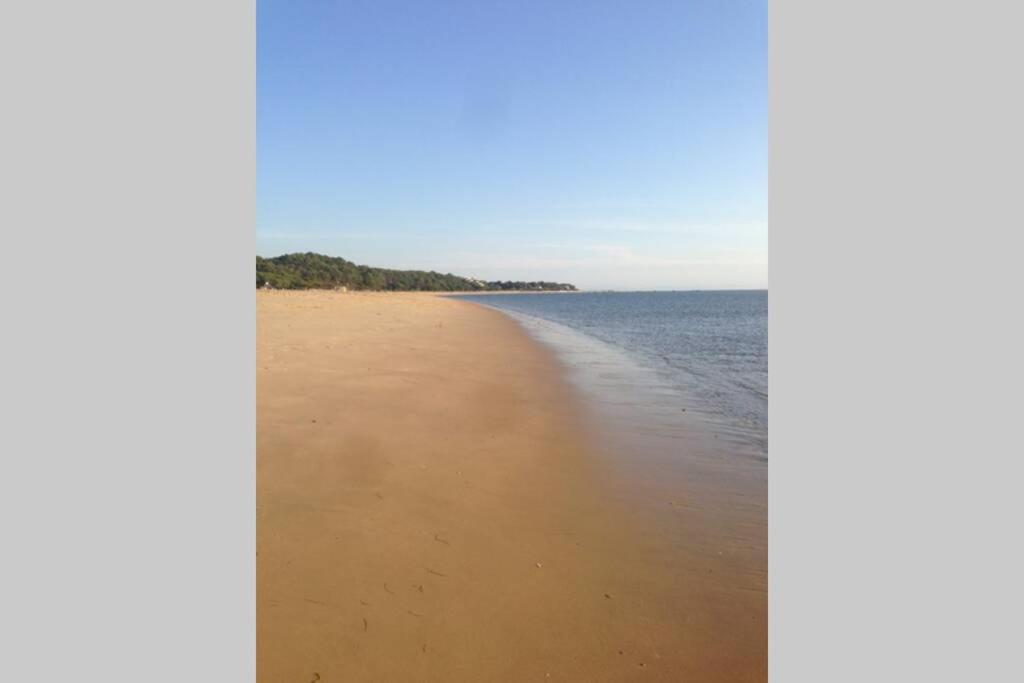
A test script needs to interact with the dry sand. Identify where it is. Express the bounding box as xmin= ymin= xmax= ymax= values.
xmin=257 ymin=290 xmax=765 ymax=682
